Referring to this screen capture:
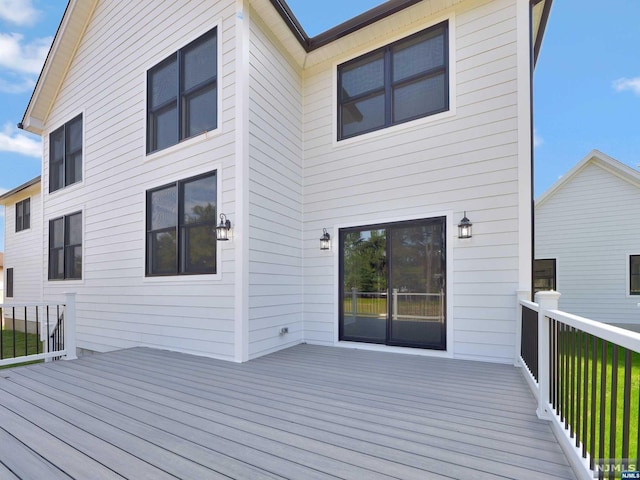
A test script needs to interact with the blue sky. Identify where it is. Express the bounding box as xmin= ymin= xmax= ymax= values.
xmin=0 ymin=0 xmax=638 ymax=248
